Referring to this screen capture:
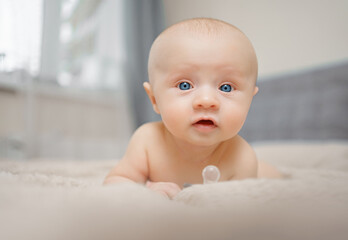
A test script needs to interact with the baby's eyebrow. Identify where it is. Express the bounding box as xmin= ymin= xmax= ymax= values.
xmin=166 ymin=72 xmax=191 ymax=83
xmin=219 ymin=66 xmax=248 ymax=82
xmin=165 ymin=64 xmax=247 ymax=85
